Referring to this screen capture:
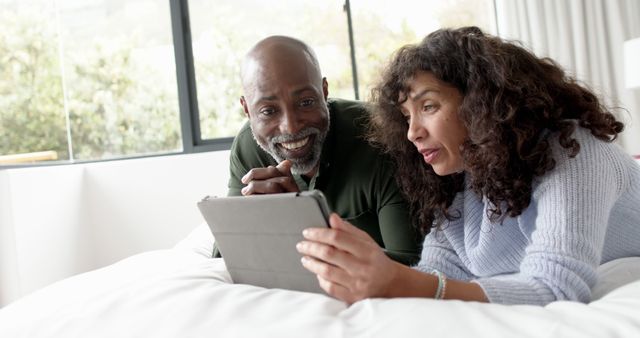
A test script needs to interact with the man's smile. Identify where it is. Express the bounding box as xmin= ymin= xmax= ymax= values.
xmin=279 ymin=136 xmax=310 ymax=150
